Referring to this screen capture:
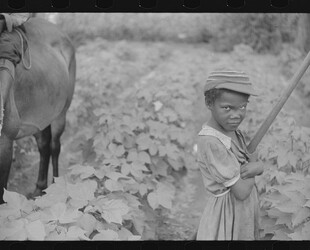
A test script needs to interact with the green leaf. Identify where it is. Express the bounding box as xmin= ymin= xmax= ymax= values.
xmin=0 ymin=219 xmax=26 ymax=240
xmin=77 ymin=213 xmax=97 ymax=237
xmin=0 ymin=190 xmax=34 ymax=218
xmin=272 ymin=229 xmax=291 ymax=240
xmin=94 ymin=168 xmax=107 ymax=179
xmin=67 ymin=180 xmax=97 ymax=208
xmin=136 ymin=134 xmax=152 ymax=151
xmin=162 ymin=108 xmax=178 ymax=122
xmin=147 ymin=192 xmax=158 ymax=210
xmin=153 ymin=101 xmax=163 ymax=111
xmin=147 ymin=182 xmax=175 ymax=210
xmin=35 ymin=178 xmax=69 ymax=208
xmin=168 ymin=158 xmax=183 ymax=170
xmin=68 ymin=165 xmax=96 ymax=179
xmin=288 ymin=152 xmax=298 ymax=168
xmin=92 ymin=229 xmax=119 ymax=240
xmin=138 ymin=151 xmax=151 ymax=164
xmin=276 ymin=200 xmax=300 ymax=214
xmin=304 ymin=200 xmax=310 ymax=208
xmin=106 ymin=172 xmax=130 ymax=181
xmin=66 ymin=226 xmax=89 ymax=240
xmin=40 ymin=202 xmax=82 ymax=224
xmin=93 ymin=108 xmax=106 ymax=117
xmin=277 ymin=148 xmax=289 ymax=168
xmin=301 ymin=221 xmax=310 ymax=239
xmin=121 ymin=163 xmax=131 ymax=176
xmin=132 ymin=216 xmax=145 ymax=235
xmin=108 ymin=143 xmax=125 ymax=157
xmin=130 ymin=162 xmax=149 ymax=178
xmin=292 ymin=207 xmax=310 ymax=227
xmin=148 ymin=143 xmax=158 ymax=156
xmin=150 ymin=158 xmax=169 ymax=177
xmin=139 ymin=184 xmax=148 ymax=196
xmin=105 ymin=179 xmax=124 ymax=192
xmin=45 ymin=227 xmax=66 ymax=241
xmin=127 ymin=150 xmax=138 ymax=162
xmin=108 ymin=130 xmax=123 ymax=143
xmin=25 ymin=220 xmax=46 ymax=240
xmin=279 ymin=189 xmax=306 ymax=207
xmin=165 ymin=144 xmax=179 ymax=160
xmin=289 ymin=228 xmax=303 ymax=240
xmin=96 ymin=198 xmax=130 ymax=224
xmin=276 ymin=213 xmax=292 ymax=228
xmin=93 ymin=136 xmax=110 ymax=155
xmin=147 ymin=120 xmax=168 ymax=138
xmin=117 ymin=227 xmax=134 ymax=240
